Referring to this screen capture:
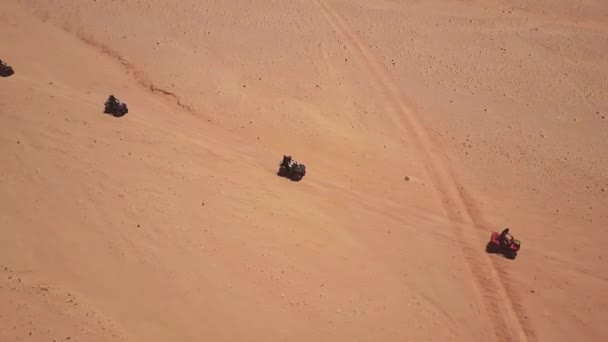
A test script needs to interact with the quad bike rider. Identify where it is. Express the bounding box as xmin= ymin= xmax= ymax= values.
xmin=0 ymin=59 xmax=15 ymax=77
xmin=486 ymin=227 xmax=521 ymax=259
xmin=499 ymin=228 xmax=514 ymax=247
xmin=278 ymin=155 xmax=306 ymax=181
xmin=281 ymin=155 xmax=296 ymax=169
xmin=104 ymin=95 xmax=128 ymax=117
